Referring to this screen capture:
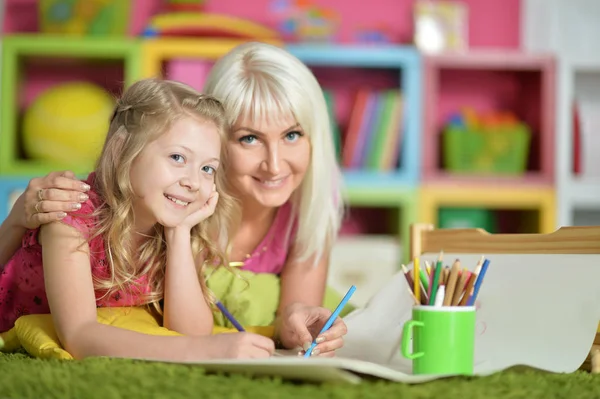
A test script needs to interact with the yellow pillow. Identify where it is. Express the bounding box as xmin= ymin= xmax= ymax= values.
xmin=0 ymin=307 xmax=274 ymax=360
